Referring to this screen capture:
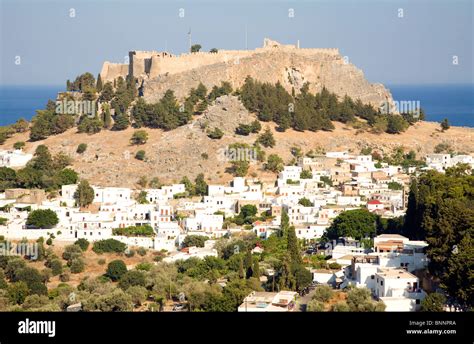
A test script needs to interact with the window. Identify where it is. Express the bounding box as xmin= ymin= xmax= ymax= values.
xmin=380 ymin=281 xmax=384 ymax=286
xmin=371 ymin=275 xmax=374 ymax=279
xmin=416 ymin=299 xmax=420 ymax=305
